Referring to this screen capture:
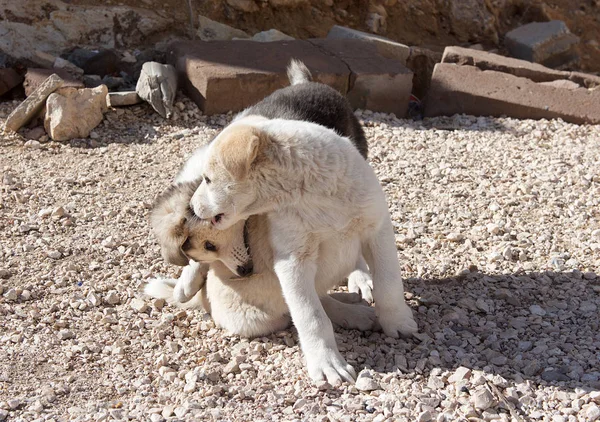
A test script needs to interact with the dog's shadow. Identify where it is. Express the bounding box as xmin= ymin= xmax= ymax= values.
xmin=330 ymin=270 xmax=599 ymax=395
